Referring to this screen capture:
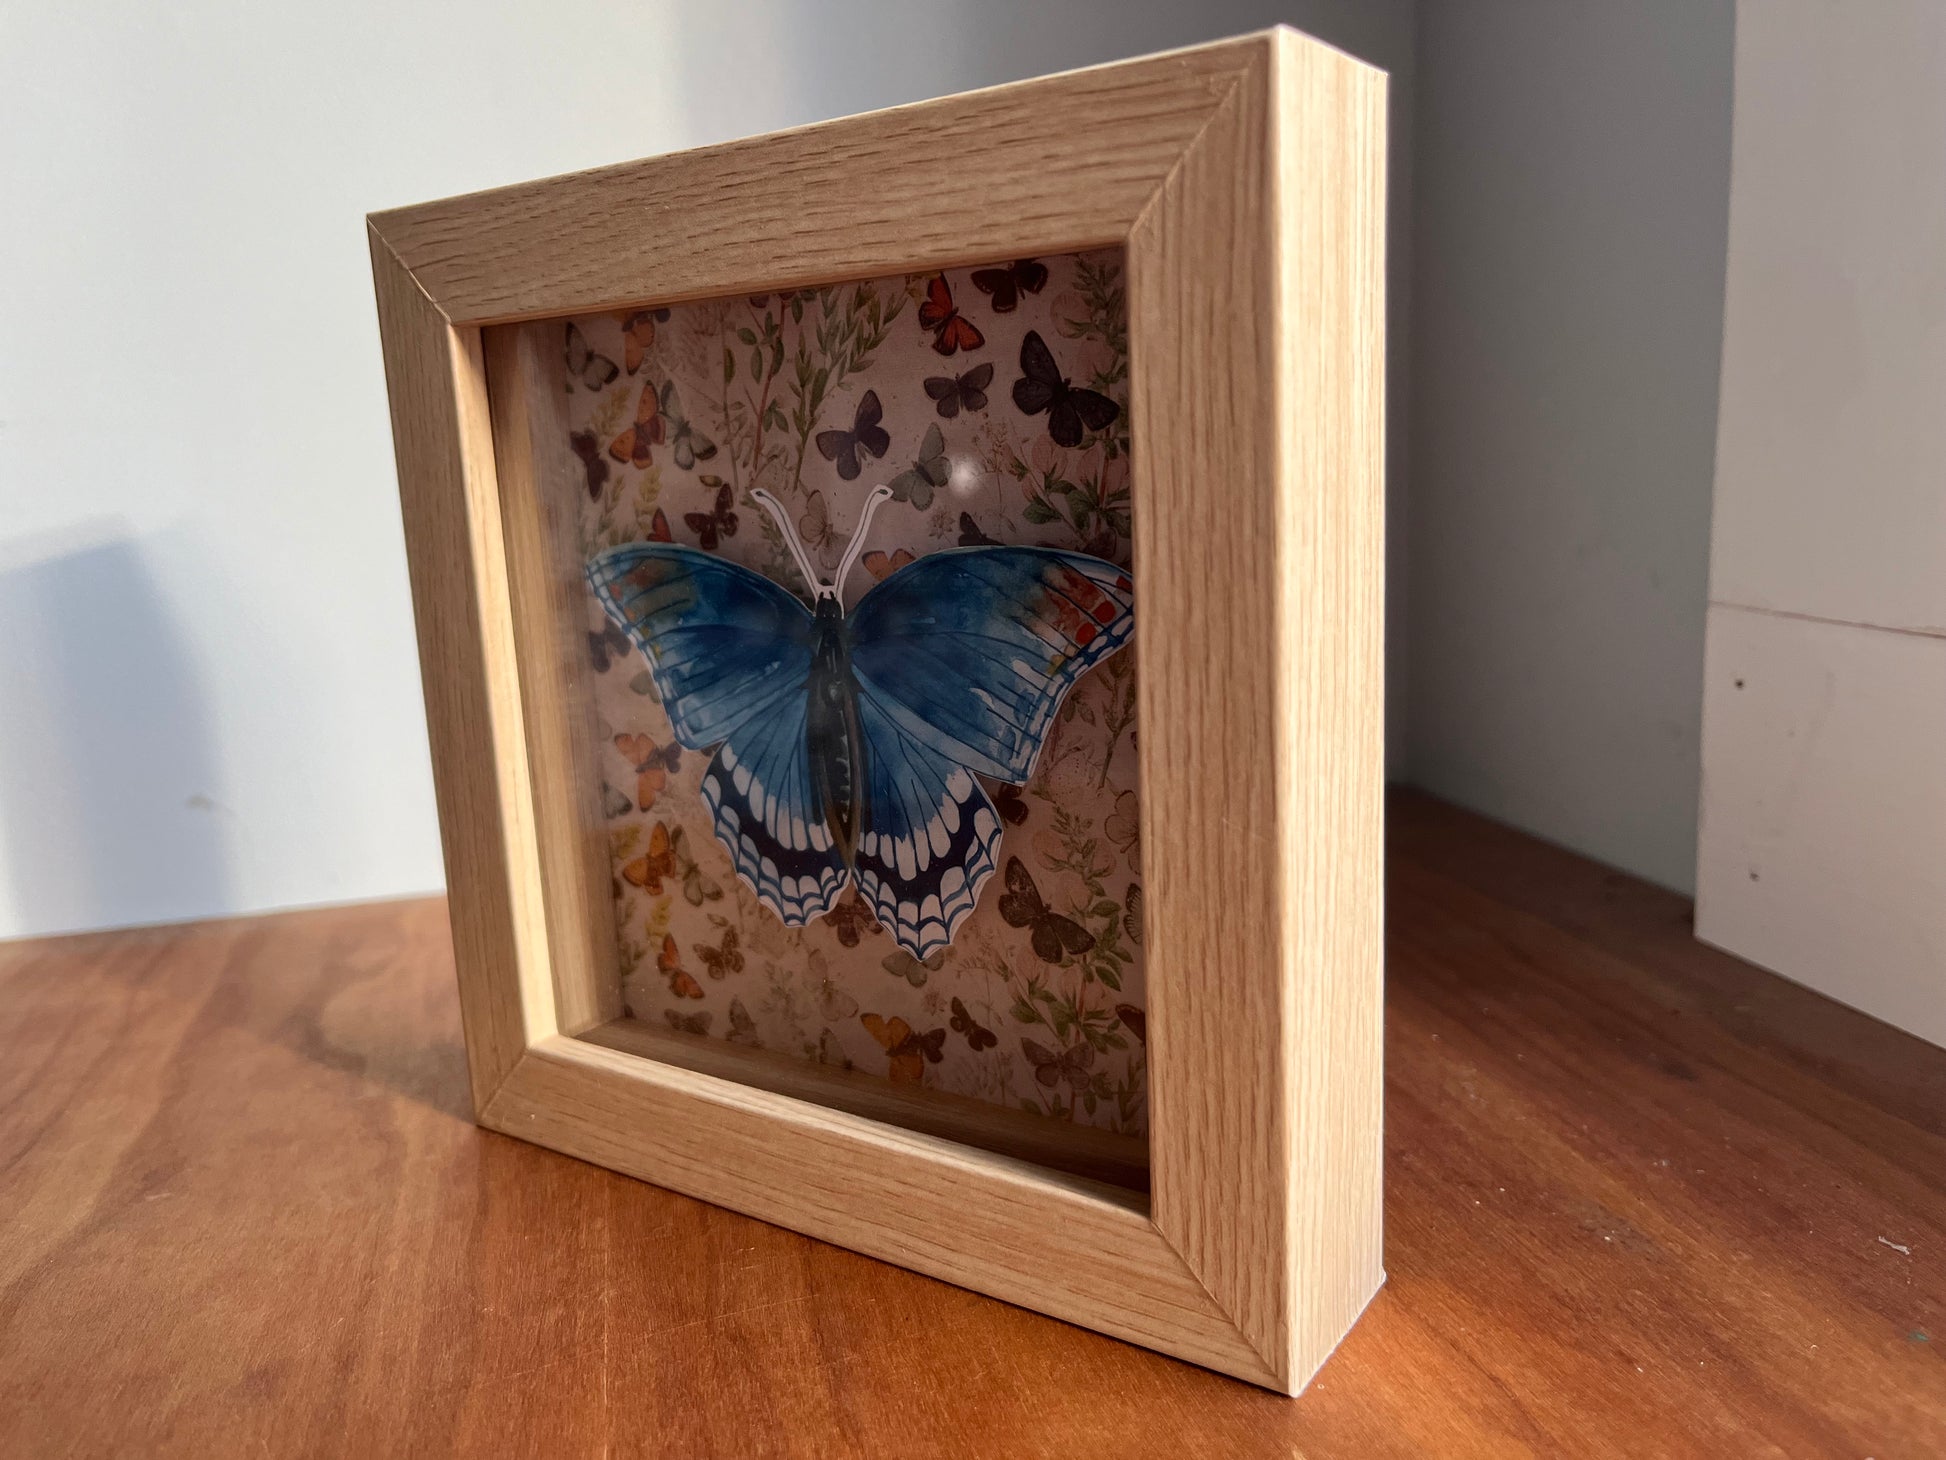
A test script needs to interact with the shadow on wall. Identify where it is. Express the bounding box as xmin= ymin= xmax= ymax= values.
xmin=0 ymin=527 xmax=230 ymax=937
